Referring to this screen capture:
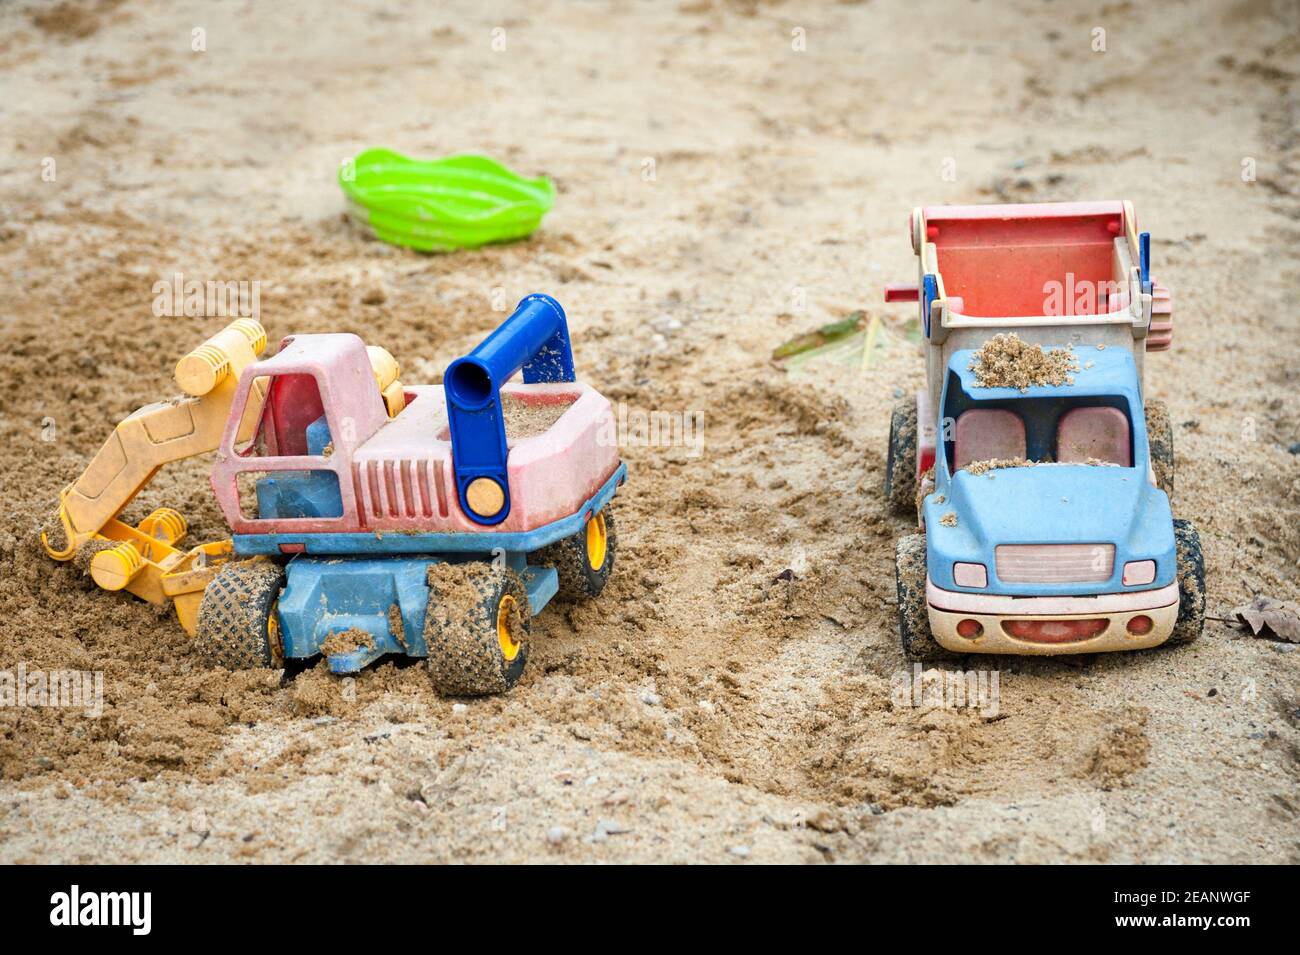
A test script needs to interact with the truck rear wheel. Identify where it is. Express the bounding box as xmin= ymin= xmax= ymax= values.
xmin=425 ymin=563 xmax=531 ymax=696
xmin=1166 ymin=519 xmax=1205 ymax=646
xmin=1146 ymin=399 xmax=1174 ymax=498
xmin=195 ymin=561 xmax=286 ymax=668
xmin=536 ymin=506 xmax=617 ymax=601
xmin=895 ymin=534 xmax=962 ymax=662
xmin=885 ymin=398 xmax=918 ymax=516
